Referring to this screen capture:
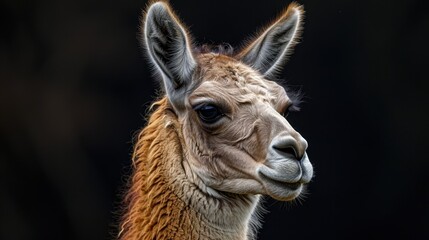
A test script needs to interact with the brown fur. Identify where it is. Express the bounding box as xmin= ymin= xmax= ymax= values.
xmin=119 ymin=98 xmax=198 ymax=239
xmin=119 ymin=98 xmax=256 ymax=240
